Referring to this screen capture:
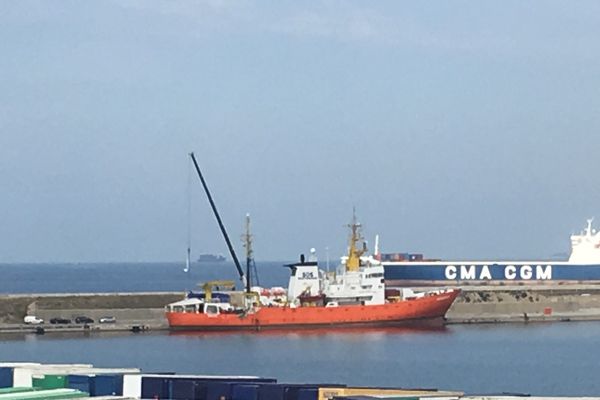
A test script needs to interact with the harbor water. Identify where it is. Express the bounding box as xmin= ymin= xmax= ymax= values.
xmin=0 ymin=262 xmax=289 ymax=294
xmin=1 ymin=323 xmax=600 ymax=396
xmin=1 ymin=263 xmax=599 ymax=396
